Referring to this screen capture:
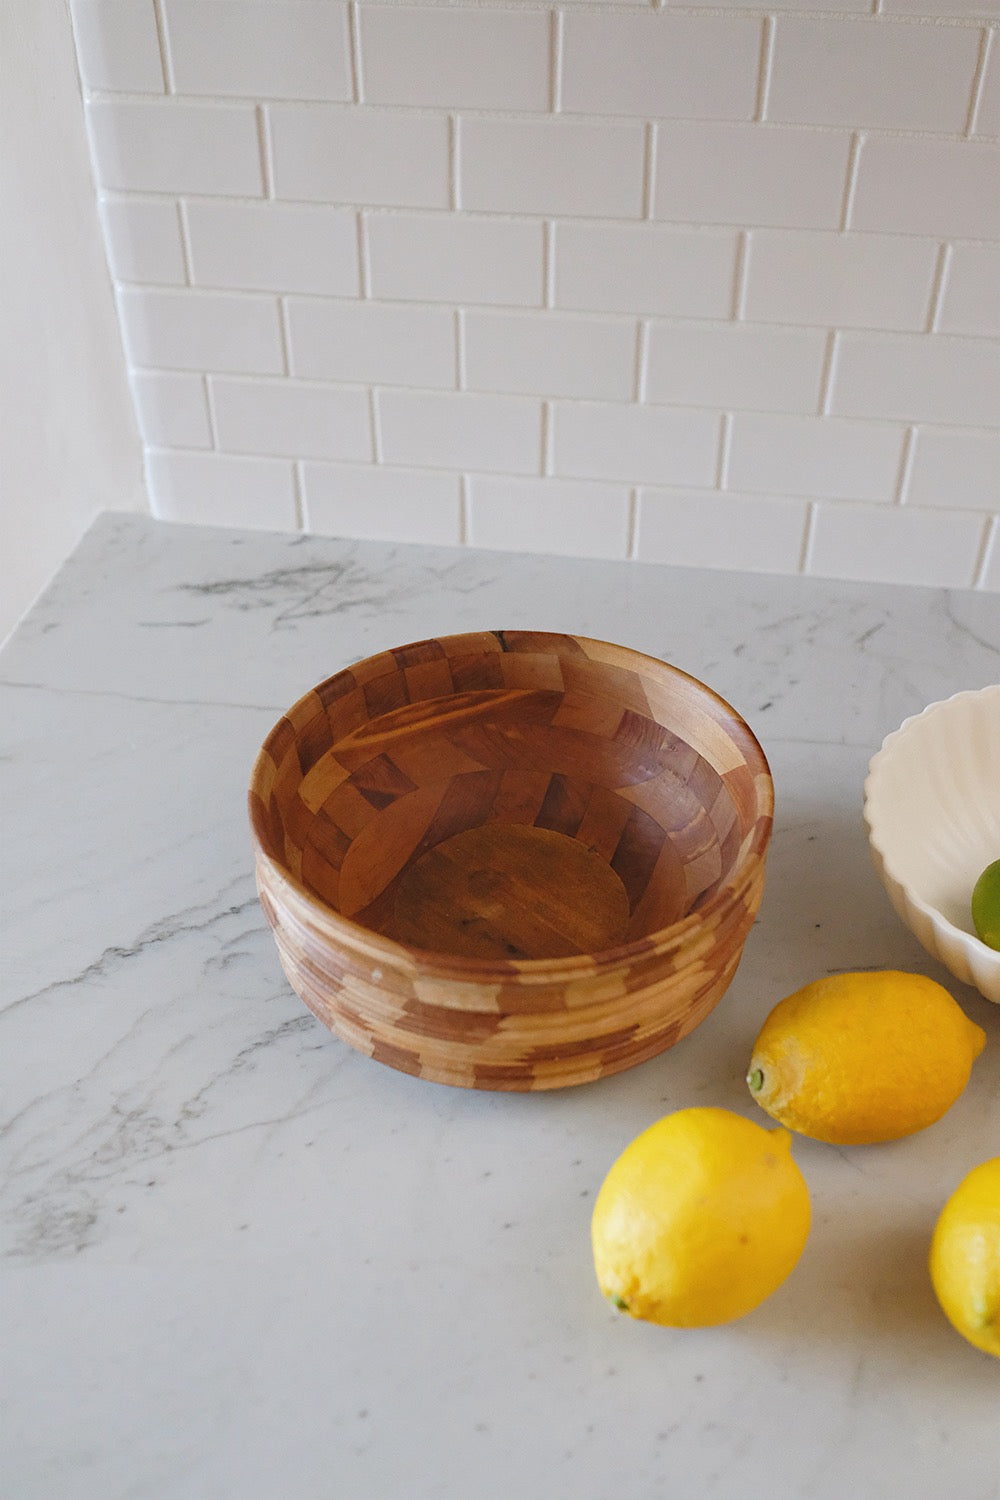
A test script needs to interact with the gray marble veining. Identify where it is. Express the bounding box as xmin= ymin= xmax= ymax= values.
xmin=2 ymin=515 xmax=998 ymax=1500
